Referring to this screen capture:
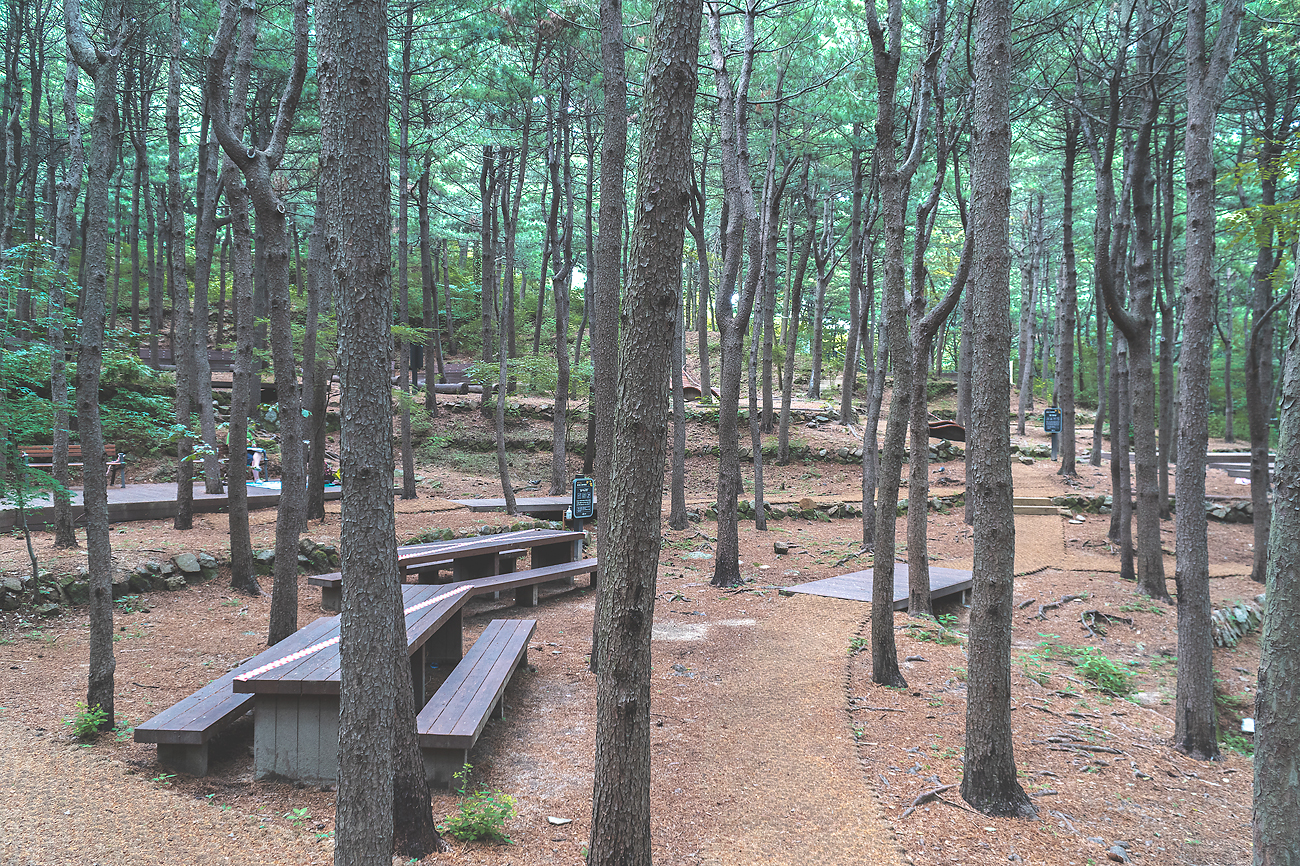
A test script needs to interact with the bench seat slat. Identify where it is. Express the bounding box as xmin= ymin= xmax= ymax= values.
xmin=418 ymin=619 xmax=535 ymax=751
